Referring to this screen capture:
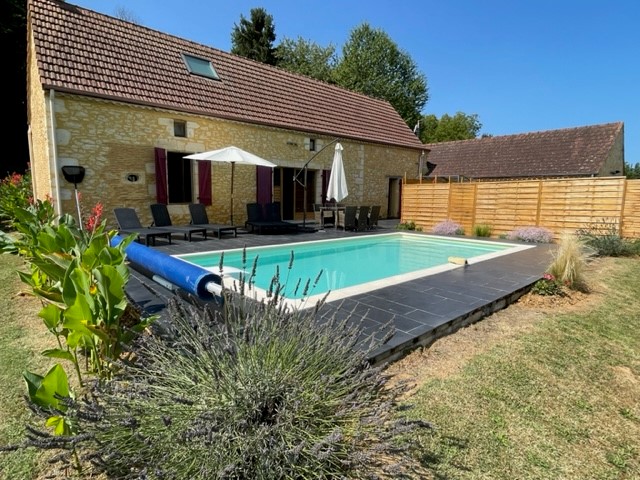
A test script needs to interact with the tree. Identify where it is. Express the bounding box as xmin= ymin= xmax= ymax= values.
xmin=419 ymin=112 xmax=482 ymax=143
xmin=0 ymin=0 xmax=29 ymax=174
xmin=275 ymin=37 xmax=336 ymax=83
xmin=114 ymin=6 xmax=140 ymax=24
xmin=333 ymin=23 xmax=428 ymax=129
xmin=624 ymin=161 xmax=640 ymax=179
xmin=231 ymin=8 xmax=277 ymax=65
